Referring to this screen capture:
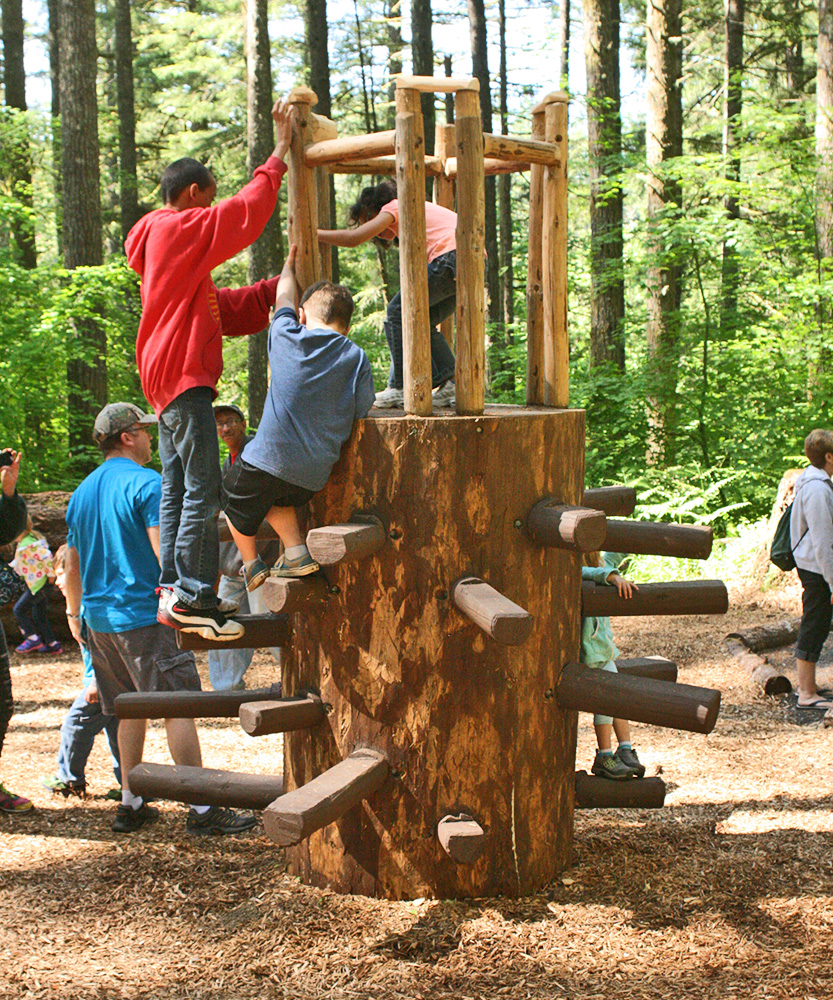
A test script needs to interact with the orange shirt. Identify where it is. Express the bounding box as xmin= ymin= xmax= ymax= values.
xmin=380 ymin=199 xmax=457 ymax=263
